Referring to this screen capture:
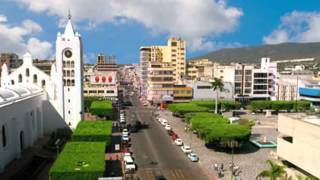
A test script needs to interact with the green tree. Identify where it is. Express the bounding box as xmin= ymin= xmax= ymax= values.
xmin=257 ymin=160 xmax=287 ymax=180
xmin=210 ymin=78 xmax=224 ymax=114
